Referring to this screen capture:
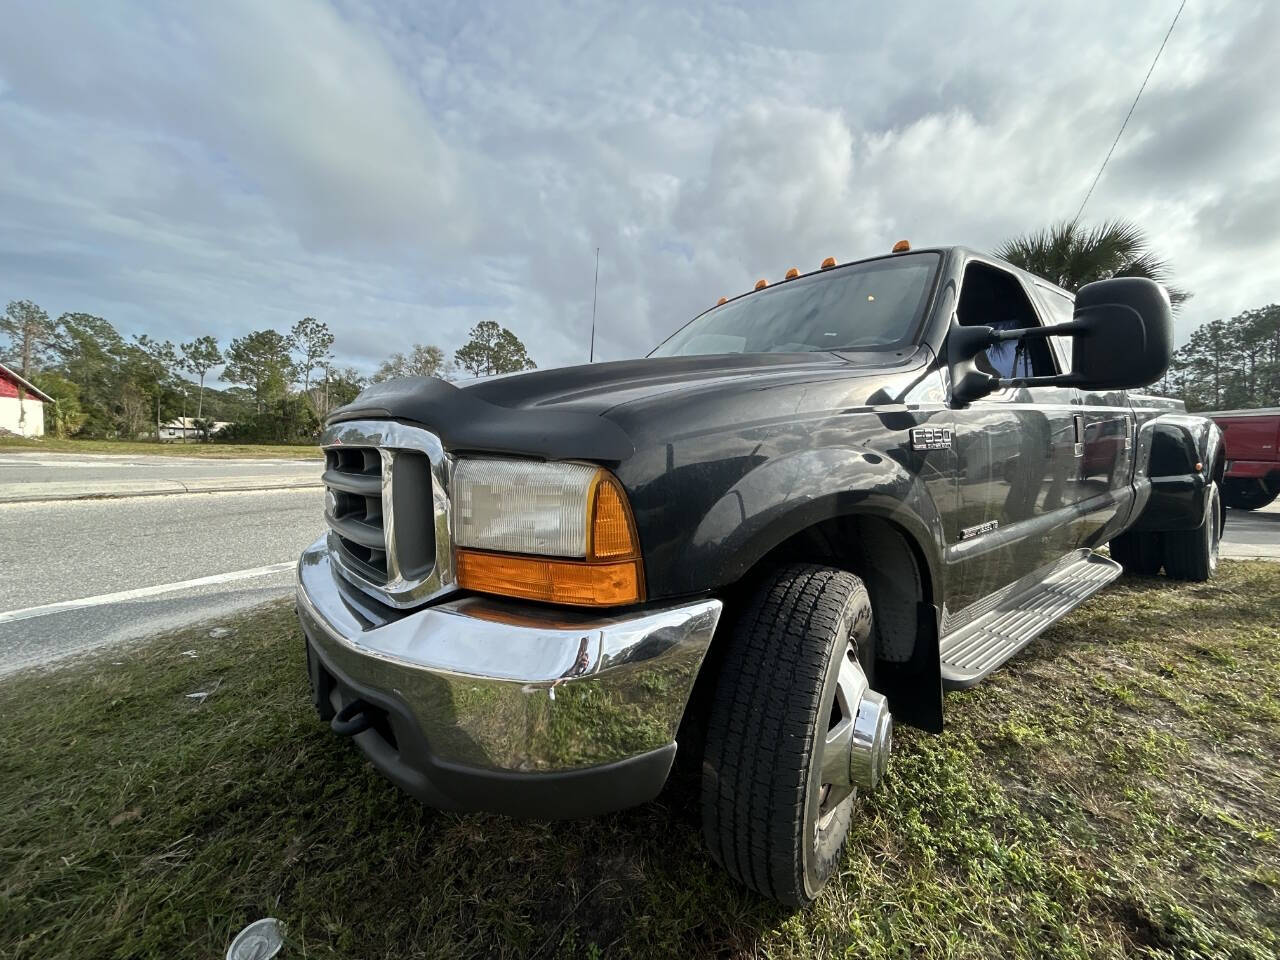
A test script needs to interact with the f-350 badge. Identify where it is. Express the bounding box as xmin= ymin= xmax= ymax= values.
xmin=910 ymin=426 xmax=953 ymax=451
